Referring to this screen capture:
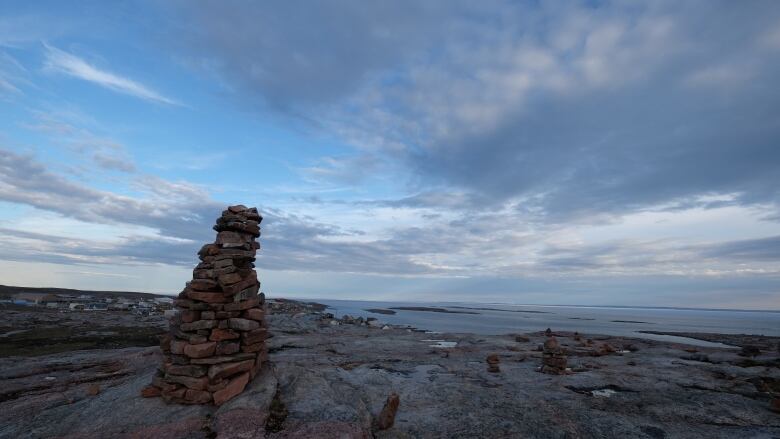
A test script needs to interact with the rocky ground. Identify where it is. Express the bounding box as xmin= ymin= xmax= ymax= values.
xmin=1 ymin=300 xmax=779 ymax=438
xmin=0 ymin=305 xmax=166 ymax=357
